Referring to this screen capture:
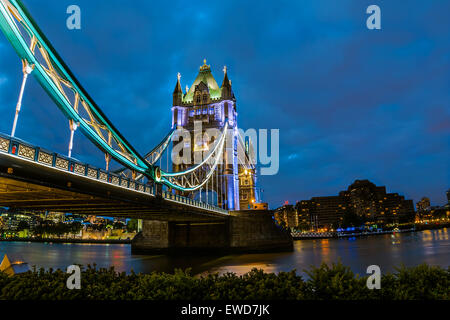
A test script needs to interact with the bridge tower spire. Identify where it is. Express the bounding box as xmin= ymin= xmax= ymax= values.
xmin=173 ymin=72 xmax=183 ymax=106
